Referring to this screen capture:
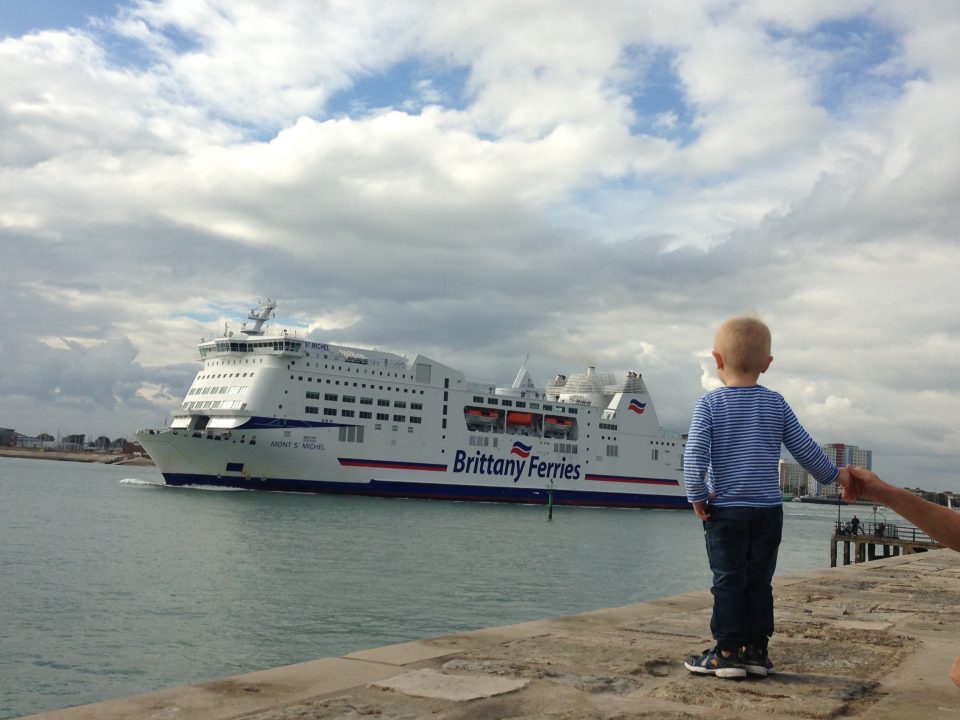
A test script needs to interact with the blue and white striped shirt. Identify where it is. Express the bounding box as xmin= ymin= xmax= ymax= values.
xmin=683 ymin=385 xmax=838 ymax=507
